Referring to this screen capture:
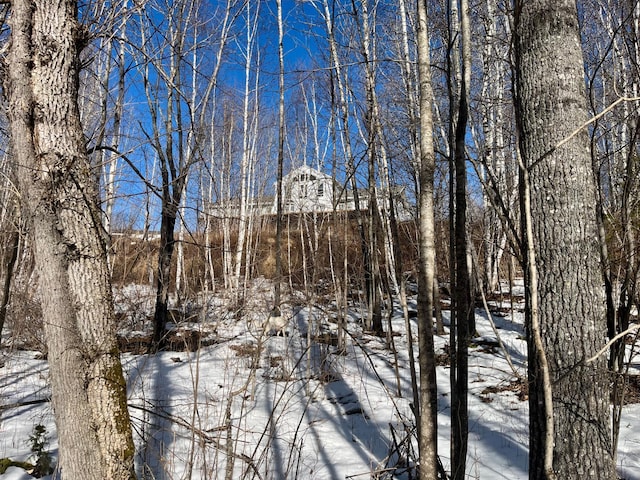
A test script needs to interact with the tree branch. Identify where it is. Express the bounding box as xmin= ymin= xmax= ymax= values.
xmin=586 ymin=323 xmax=640 ymax=365
xmin=86 ymin=144 xmax=162 ymax=201
xmin=530 ymin=95 xmax=640 ymax=171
